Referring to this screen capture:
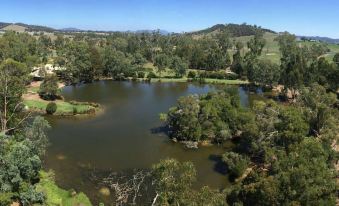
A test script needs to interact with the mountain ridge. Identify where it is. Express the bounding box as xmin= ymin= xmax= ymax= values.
xmin=1 ymin=21 xmax=338 ymax=44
